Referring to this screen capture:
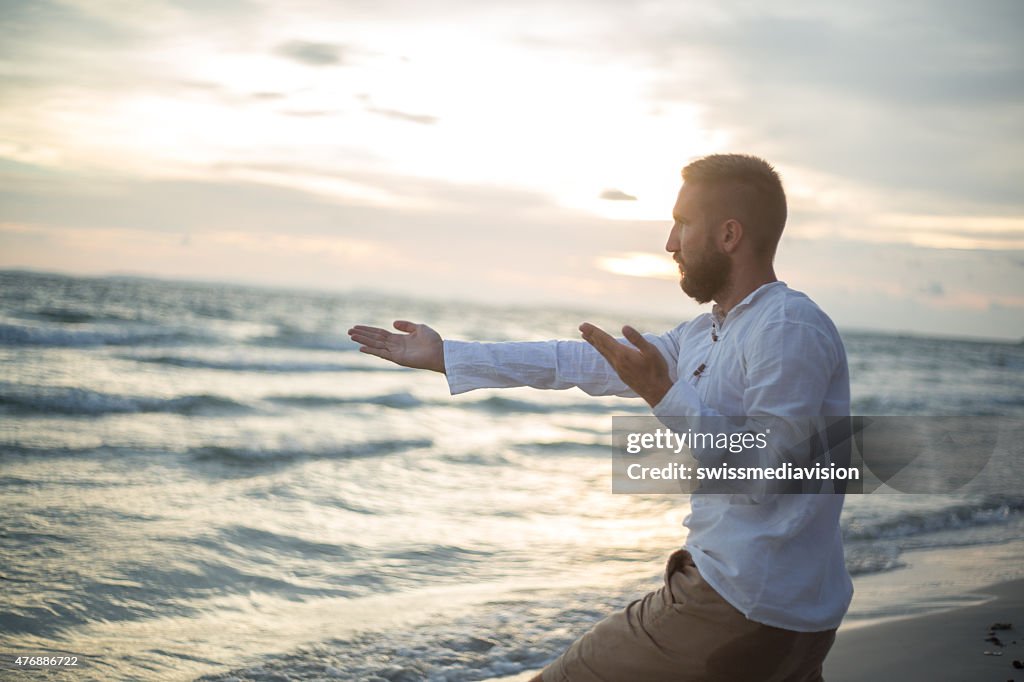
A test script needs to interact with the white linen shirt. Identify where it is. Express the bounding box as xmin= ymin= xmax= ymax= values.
xmin=442 ymin=281 xmax=853 ymax=632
